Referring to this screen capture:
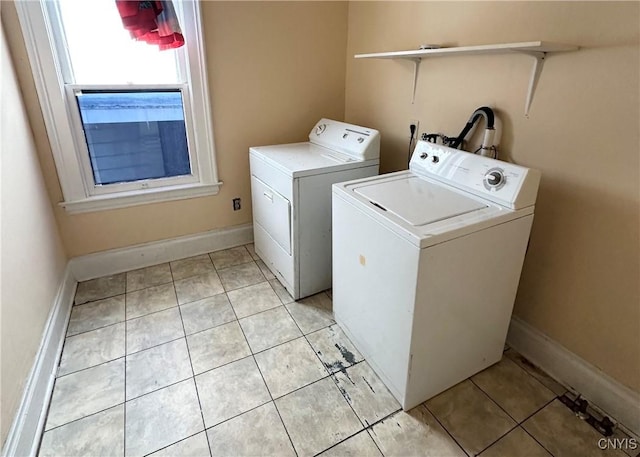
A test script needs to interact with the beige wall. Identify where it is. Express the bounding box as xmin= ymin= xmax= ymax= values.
xmin=0 ymin=22 xmax=68 ymax=445
xmin=2 ymin=1 xmax=348 ymax=257
xmin=345 ymin=2 xmax=640 ymax=392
